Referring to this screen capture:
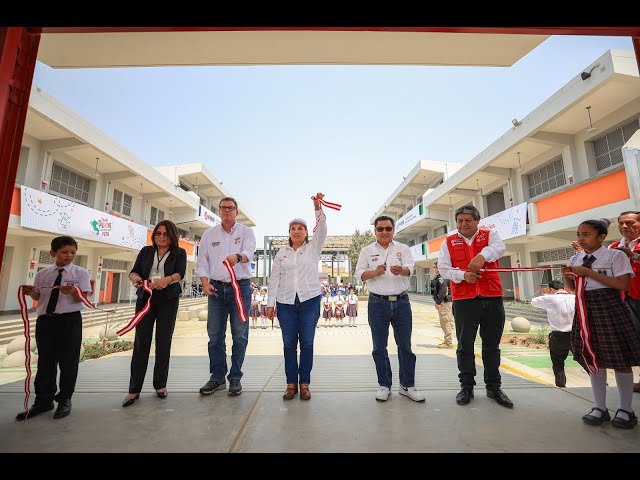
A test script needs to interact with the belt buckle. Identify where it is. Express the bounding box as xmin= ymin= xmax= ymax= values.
xmin=388 ymin=295 xmax=397 ymax=302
